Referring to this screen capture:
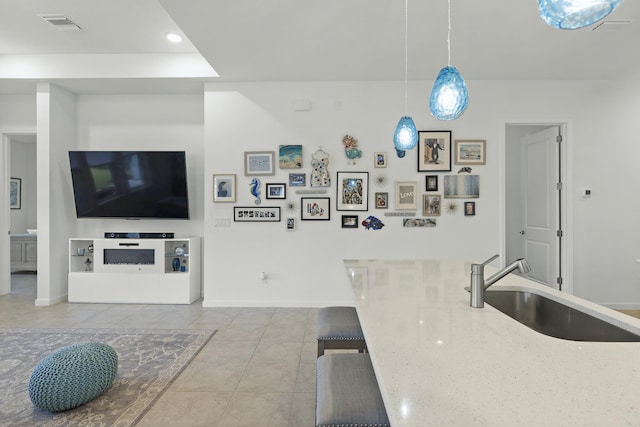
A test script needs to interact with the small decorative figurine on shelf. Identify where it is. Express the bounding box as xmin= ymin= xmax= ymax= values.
xmin=342 ymin=134 xmax=362 ymax=165
xmin=172 ymin=257 xmax=180 ymax=271
xmin=250 ymin=178 xmax=261 ymax=205
xmin=310 ymin=148 xmax=331 ymax=187
xmin=84 ymin=257 xmax=92 ymax=272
